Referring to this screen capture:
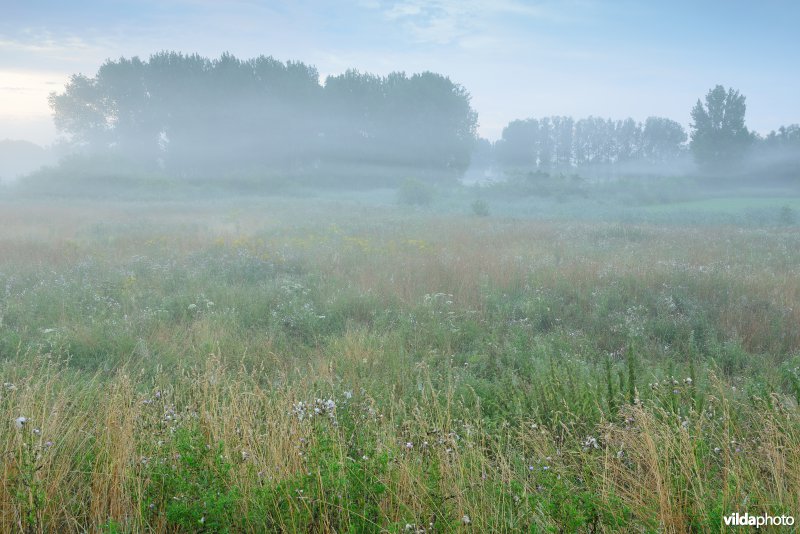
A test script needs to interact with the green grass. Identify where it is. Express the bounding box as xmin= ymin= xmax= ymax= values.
xmin=0 ymin=193 xmax=799 ymax=532
xmin=641 ymin=195 xmax=800 ymax=214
